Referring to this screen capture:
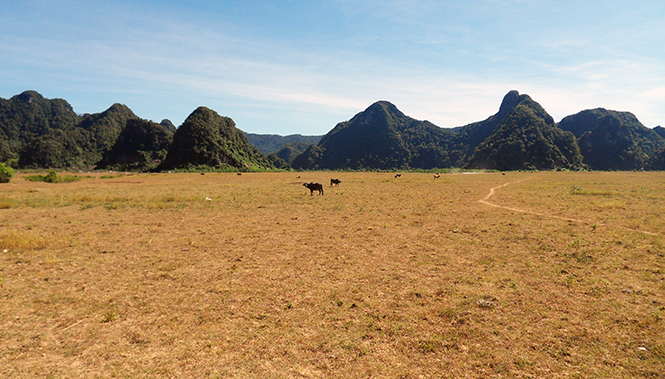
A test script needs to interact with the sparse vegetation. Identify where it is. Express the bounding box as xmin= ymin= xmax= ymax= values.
xmin=0 ymin=171 xmax=663 ymax=378
xmin=23 ymin=170 xmax=83 ymax=183
xmin=0 ymin=162 xmax=14 ymax=183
